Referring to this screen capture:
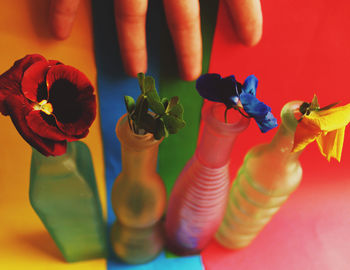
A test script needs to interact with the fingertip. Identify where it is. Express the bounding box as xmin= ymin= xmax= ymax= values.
xmin=125 ymin=66 xmax=148 ymax=78
xmin=225 ymin=0 xmax=263 ymax=47
xmin=177 ymin=50 xmax=202 ymax=81
xmin=180 ymin=65 xmax=202 ymax=82
xmin=49 ymin=0 xmax=80 ymax=40
xmin=122 ymin=56 xmax=148 ymax=78
xmin=239 ymin=25 xmax=263 ymax=47
xmin=50 ymin=23 xmax=71 ymax=40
